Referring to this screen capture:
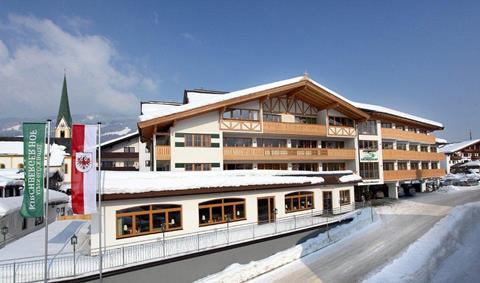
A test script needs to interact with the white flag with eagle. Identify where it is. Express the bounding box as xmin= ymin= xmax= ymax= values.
xmin=71 ymin=124 xmax=97 ymax=214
